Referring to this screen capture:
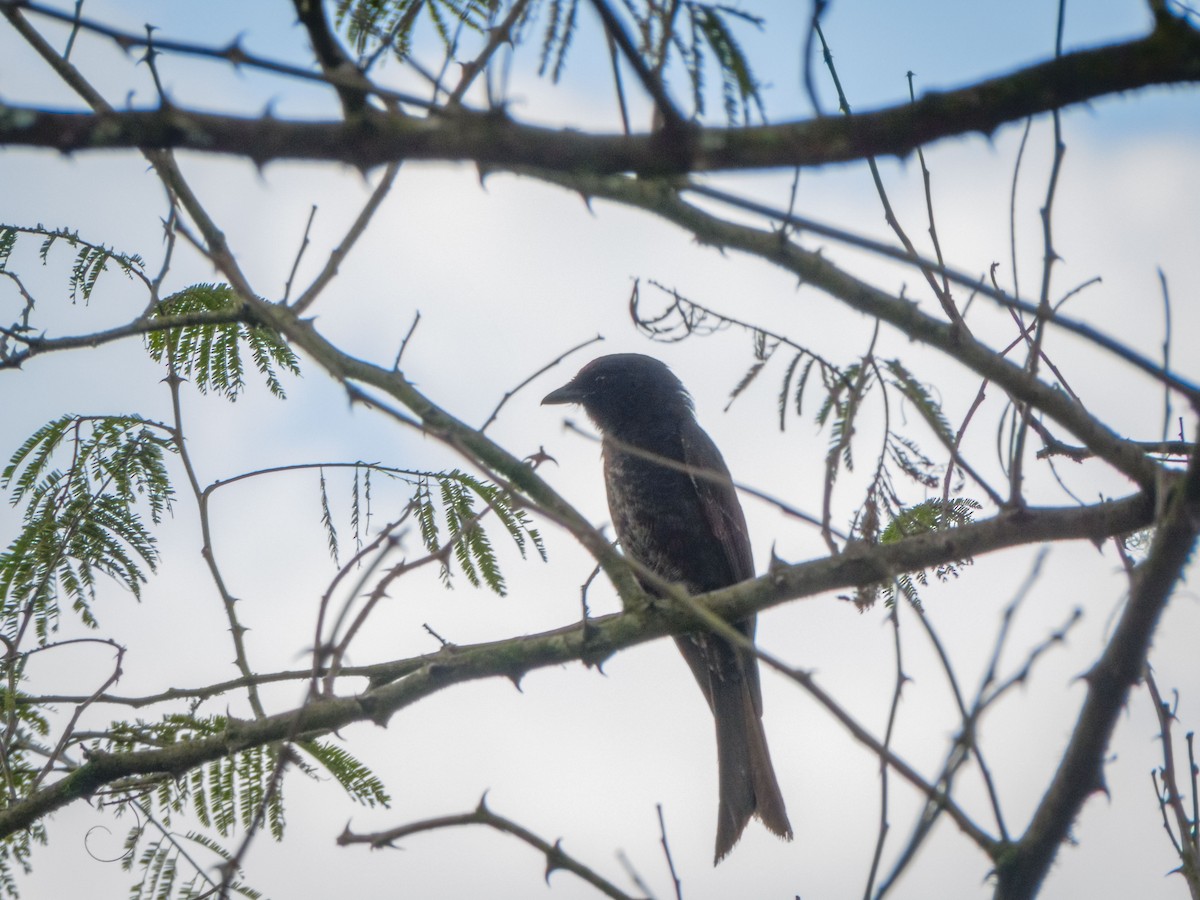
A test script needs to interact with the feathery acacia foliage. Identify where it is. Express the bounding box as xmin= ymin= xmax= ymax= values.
xmin=97 ymin=718 xmax=387 ymax=900
xmin=125 ymin=830 xmax=264 ymax=900
xmin=635 ymin=282 xmax=964 ymax=545
xmin=0 ymin=223 xmax=545 ymax=899
xmin=145 ymin=284 xmax=301 ymax=400
xmin=315 ymin=461 xmax=546 ymax=593
xmin=0 ymin=415 xmax=175 ymax=639
xmin=0 ymin=224 xmax=146 ymax=305
xmin=413 ymin=468 xmax=546 ymax=594
xmin=684 ymin=2 xmax=765 ymax=123
xmin=335 ymin=0 xmax=493 ymax=62
xmin=334 ymin=0 xmax=765 ymax=123
xmin=0 ymin=690 xmax=48 ymax=898
xmin=874 ymin=497 xmax=982 ymax=609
